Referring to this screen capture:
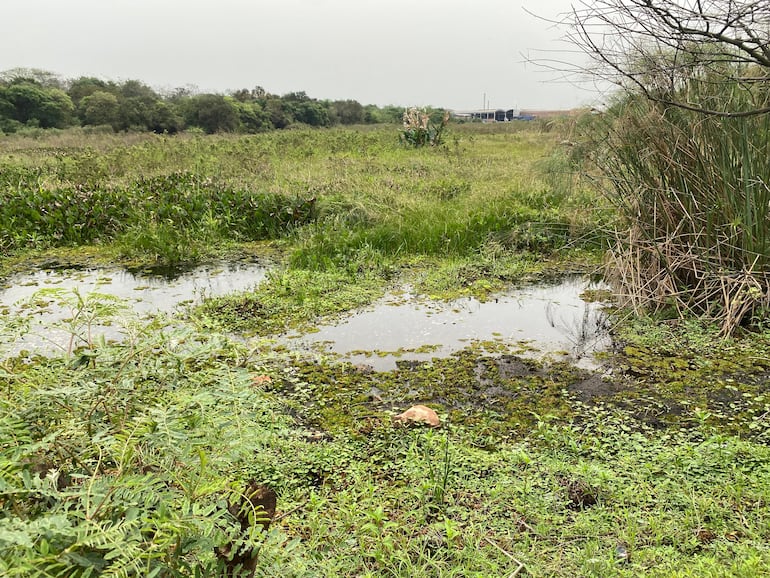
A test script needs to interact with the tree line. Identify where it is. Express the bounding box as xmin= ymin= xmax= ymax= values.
xmin=0 ymin=68 xmax=407 ymax=135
